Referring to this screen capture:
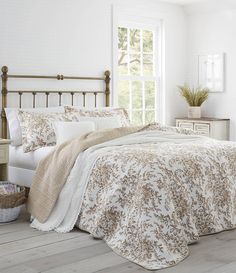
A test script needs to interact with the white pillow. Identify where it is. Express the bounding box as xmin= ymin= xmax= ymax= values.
xmin=5 ymin=107 xmax=64 ymax=146
xmin=53 ymin=121 xmax=96 ymax=145
xmin=78 ymin=116 xmax=122 ymax=130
